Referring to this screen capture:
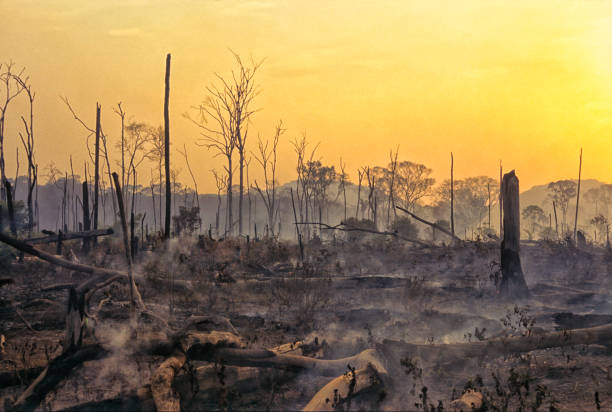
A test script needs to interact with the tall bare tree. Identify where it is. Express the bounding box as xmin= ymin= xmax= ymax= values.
xmin=62 ymin=97 xmax=116 ymax=225
xmin=253 ymin=121 xmax=284 ymax=237
xmin=190 ymin=52 xmax=261 ymax=236
xmin=164 ymin=53 xmax=171 ymax=239
xmin=338 ymin=158 xmax=348 ymax=222
xmin=0 ymin=62 xmax=25 ymax=201
xmin=93 ymin=103 xmax=101 ymax=241
xmin=13 ymin=72 xmax=37 ymax=234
